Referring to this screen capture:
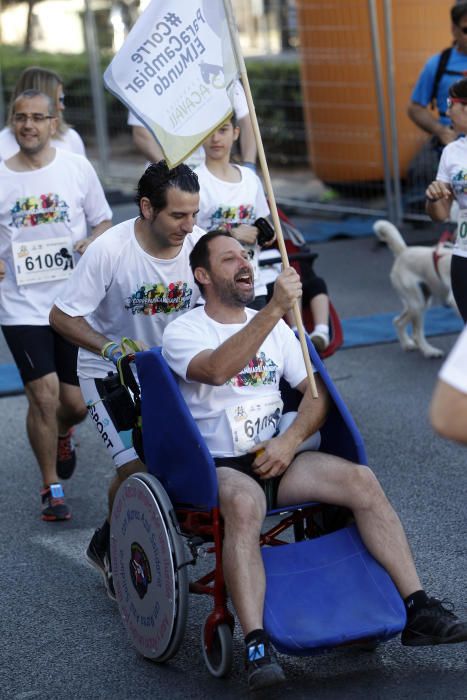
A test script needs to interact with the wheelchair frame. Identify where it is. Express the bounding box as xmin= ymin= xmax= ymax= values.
xmin=110 ymin=340 xmax=405 ymax=678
